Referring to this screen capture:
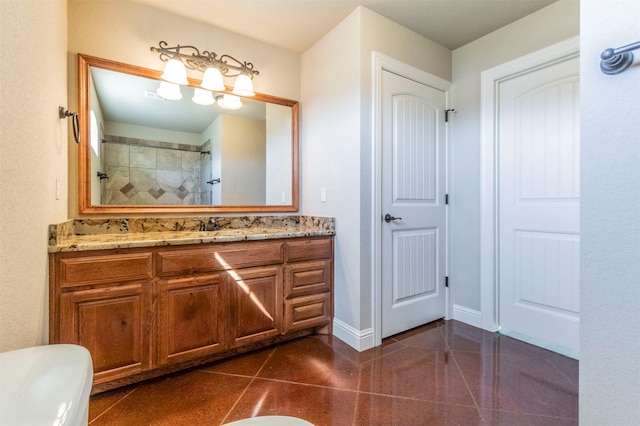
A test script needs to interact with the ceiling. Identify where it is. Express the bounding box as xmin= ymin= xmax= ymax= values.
xmin=131 ymin=0 xmax=557 ymax=53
